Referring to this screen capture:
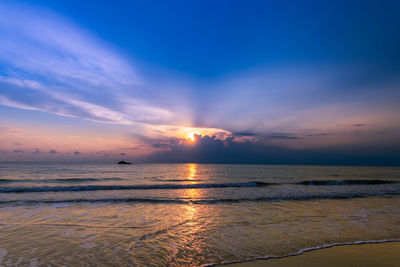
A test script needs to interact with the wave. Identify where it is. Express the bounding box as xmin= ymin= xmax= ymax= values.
xmin=1 ymin=192 xmax=399 ymax=205
xmin=203 ymin=238 xmax=400 ymax=266
xmin=1 ymin=178 xmax=396 ymax=188
xmin=0 ymin=177 xmax=125 ymax=184
xmin=0 ymin=181 xmax=273 ymax=193
xmin=298 ymin=179 xmax=398 ymax=186
xmin=154 ymin=179 xmax=205 ymax=182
